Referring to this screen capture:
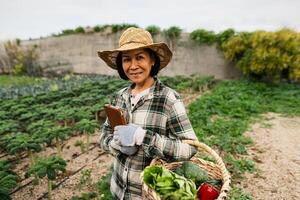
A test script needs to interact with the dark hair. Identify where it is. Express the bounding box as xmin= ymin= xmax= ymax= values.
xmin=116 ymin=48 xmax=160 ymax=80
